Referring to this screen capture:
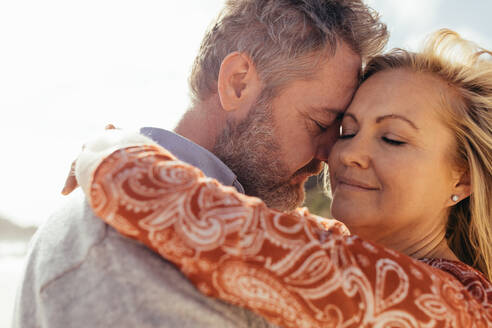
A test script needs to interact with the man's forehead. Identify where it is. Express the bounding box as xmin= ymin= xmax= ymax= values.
xmin=272 ymin=43 xmax=361 ymax=116
xmin=314 ymin=46 xmax=361 ymax=100
xmin=316 ymin=70 xmax=361 ymax=114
